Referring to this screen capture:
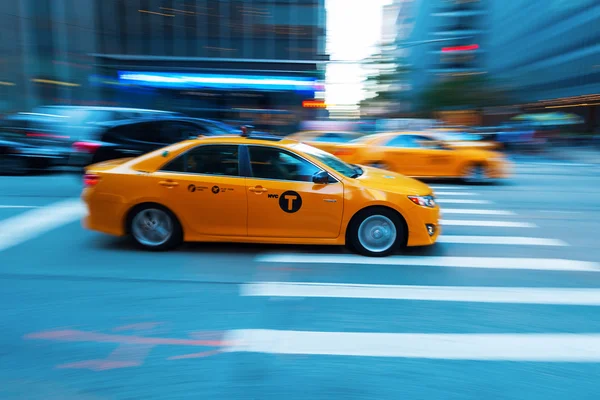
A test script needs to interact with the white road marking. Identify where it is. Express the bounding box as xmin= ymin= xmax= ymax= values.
xmin=241 ymin=282 xmax=600 ymax=305
xmin=433 ymin=191 xmax=479 ymax=196
xmin=429 ymin=186 xmax=469 ymax=190
xmin=0 ymin=205 xmax=39 ymax=209
xmin=438 ymin=235 xmax=567 ymax=246
xmin=436 ymin=199 xmax=491 ymax=204
xmin=224 ymin=329 xmax=600 ymax=361
xmin=440 ymin=219 xmax=537 ymax=228
xmin=254 ymin=254 xmax=599 ymax=272
xmin=442 ymin=208 xmax=515 ymax=216
xmin=0 ymin=199 xmax=86 ymax=252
